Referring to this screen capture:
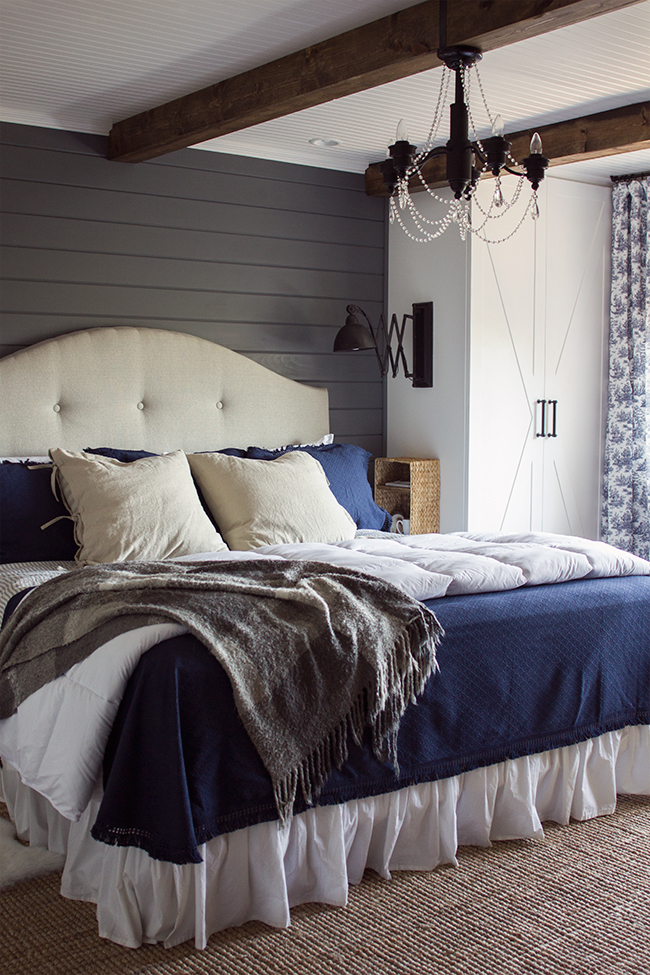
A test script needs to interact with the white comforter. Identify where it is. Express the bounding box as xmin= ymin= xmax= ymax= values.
xmin=1 ymin=531 xmax=648 ymax=823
